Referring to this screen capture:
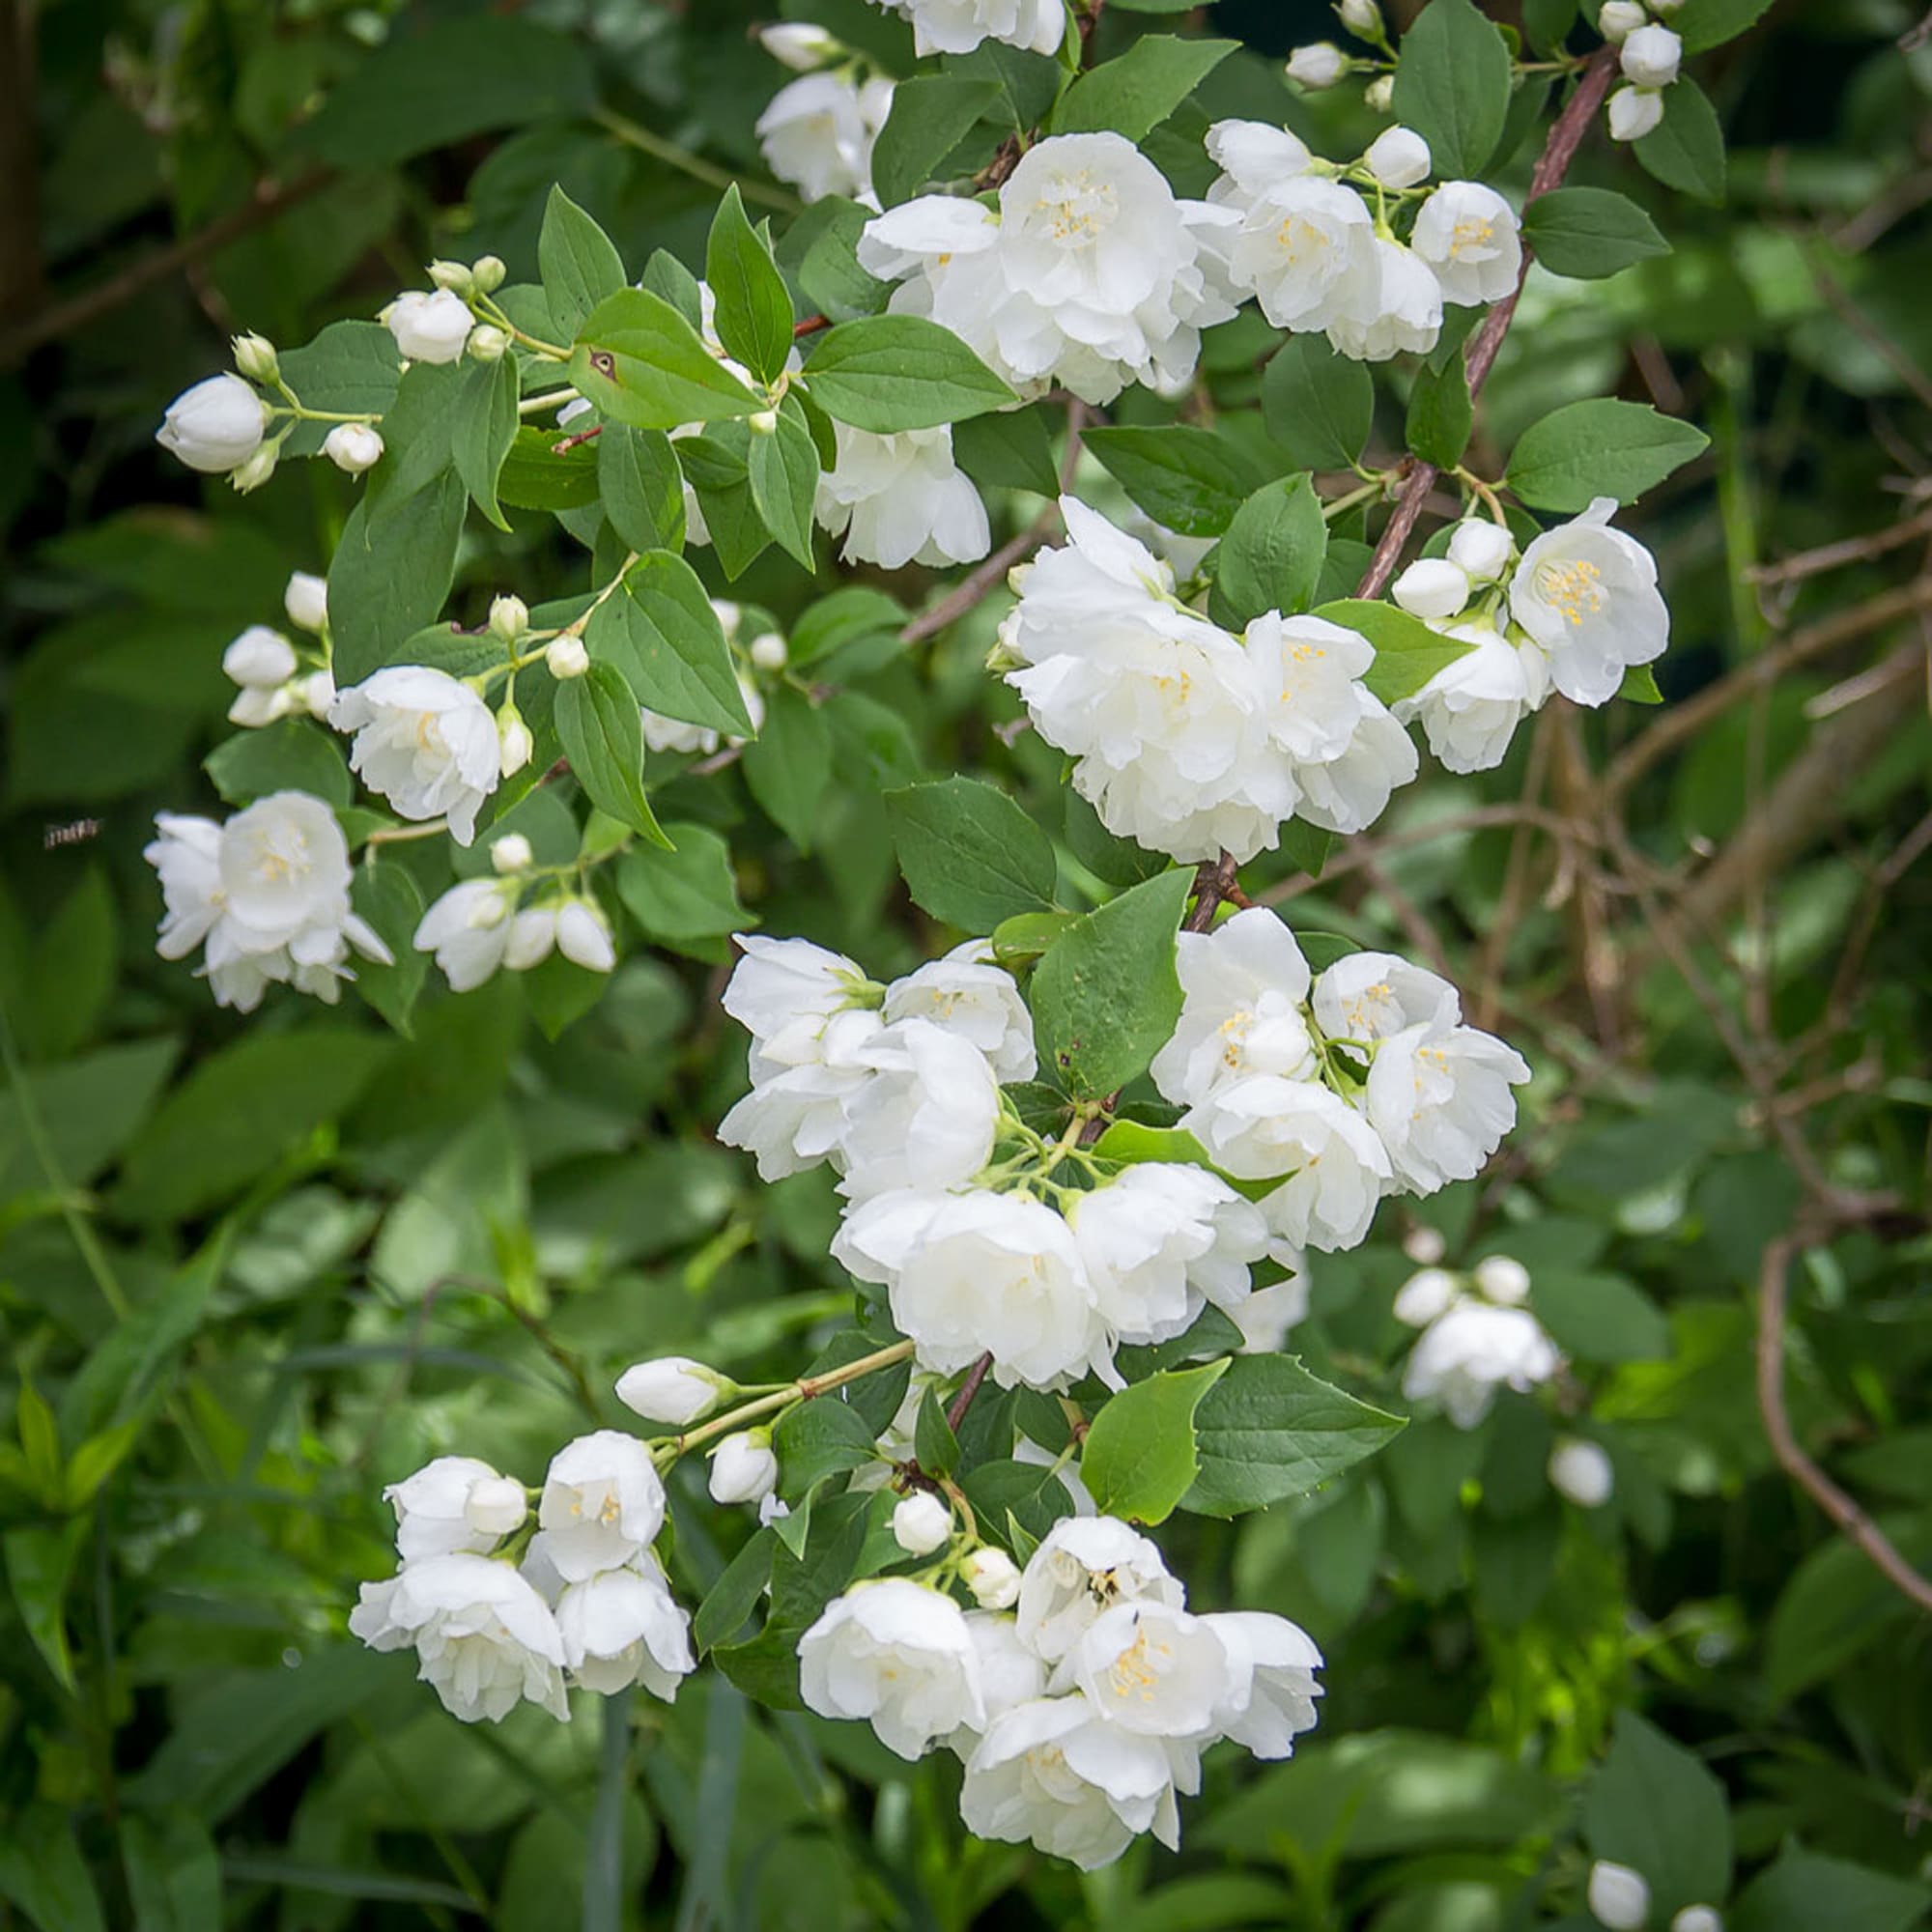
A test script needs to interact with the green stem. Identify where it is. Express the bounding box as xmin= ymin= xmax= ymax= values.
xmin=591 ymin=107 xmax=801 ymax=213
xmin=667 ymin=1338 xmax=917 ymax=1462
